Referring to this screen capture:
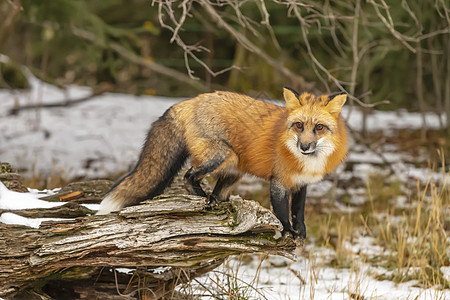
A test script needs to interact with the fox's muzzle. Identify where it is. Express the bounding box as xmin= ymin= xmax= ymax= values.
xmin=298 ymin=140 xmax=317 ymax=155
